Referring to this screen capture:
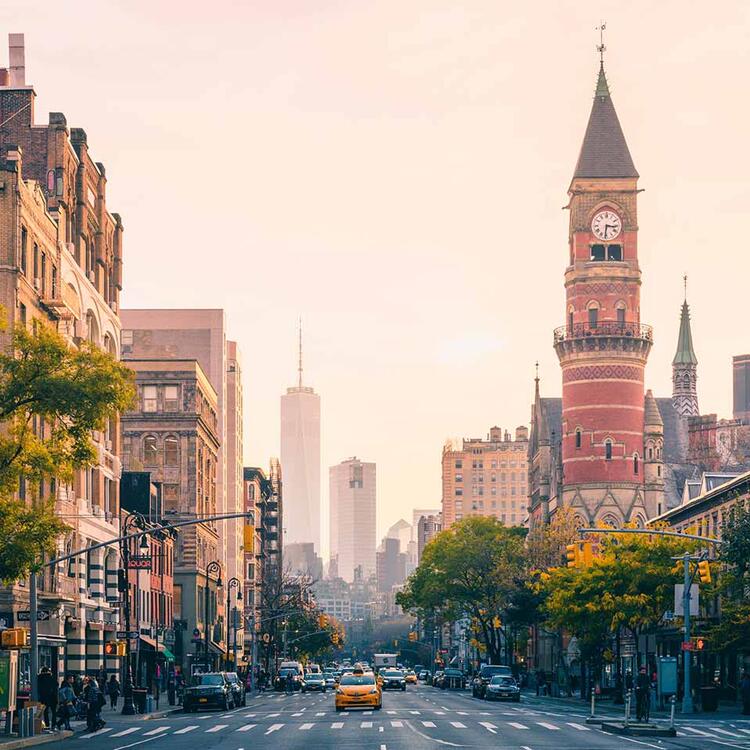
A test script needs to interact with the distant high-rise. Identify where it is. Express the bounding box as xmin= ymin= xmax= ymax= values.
xmin=329 ymin=457 xmax=376 ymax=582
xmin=280 ymin=325 xmax=321 ymax=554
xmin=733 ymin=355 xmax=750 ymax=423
